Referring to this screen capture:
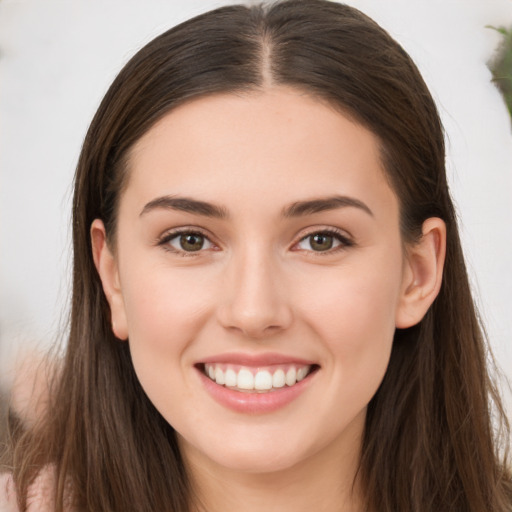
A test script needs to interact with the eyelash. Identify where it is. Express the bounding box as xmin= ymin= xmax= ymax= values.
xmin=293 ymin=228 xmax=354 ymax=255
xmin=157 ymin=227 xmax=354 ymax=257
xmin=157 ymin=228 xmax=216 ymax=257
